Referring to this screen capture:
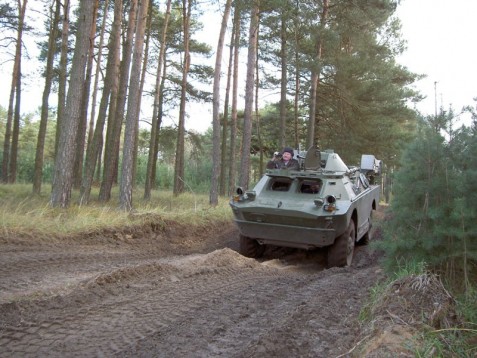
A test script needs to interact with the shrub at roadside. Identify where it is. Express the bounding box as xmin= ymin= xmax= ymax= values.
xmin=373 ymin=112 xmax=477 ymax=355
